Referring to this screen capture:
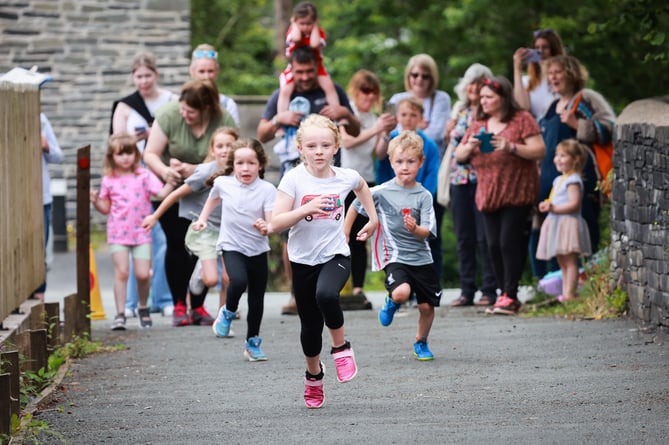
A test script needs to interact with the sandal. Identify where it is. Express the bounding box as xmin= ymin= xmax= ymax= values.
xmin=451 ymin=295 xmax=474 ymax=307
xmin=137 ymin=307 xmax=153 ymax=329
xmin=111 ymin=313 xmax=127 ymax=331
xmin=476 ymin=295 xmax=496 ymax=306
